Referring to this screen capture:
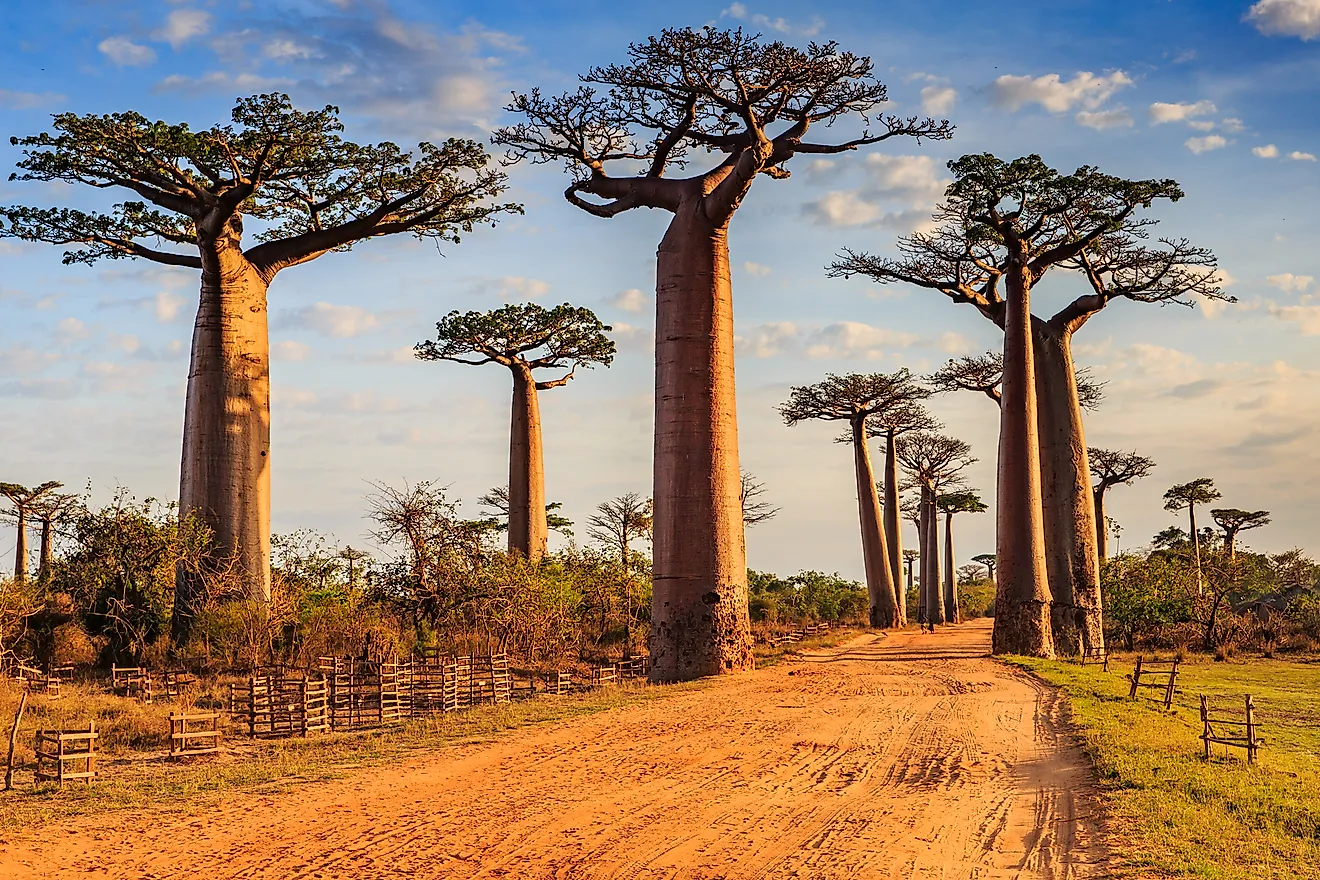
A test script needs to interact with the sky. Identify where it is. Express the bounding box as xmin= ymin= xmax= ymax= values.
xmin=1 ymin=0 xmax=1319 ymax=581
